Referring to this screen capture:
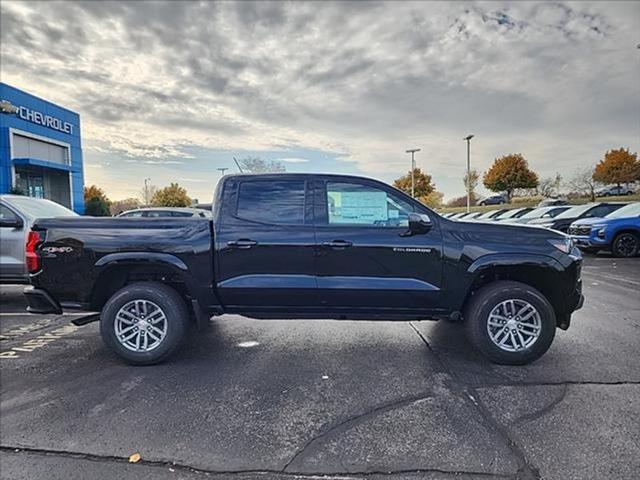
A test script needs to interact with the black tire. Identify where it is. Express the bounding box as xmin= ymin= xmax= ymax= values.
xmin=611 ymin=232 xmax=639 ymax=258
xmin=464 ymin=281 xmax=556 ymax=365
xmin=100 ymin=282 xmax=189 ymax=365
